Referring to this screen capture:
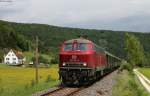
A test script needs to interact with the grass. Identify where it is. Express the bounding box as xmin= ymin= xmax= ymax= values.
xmin=139 ymin=68 xmax=150 ymax=79
xmin=0 ymin=64 xmax=60 ymax=96
xmin=112 ymin=70 xmax=149 ymax=96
